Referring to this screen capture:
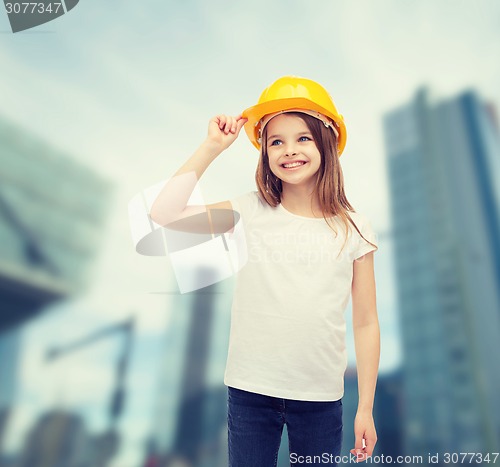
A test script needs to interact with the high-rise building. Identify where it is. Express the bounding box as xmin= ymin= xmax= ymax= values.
xmin=147 ymin=269 xmax=233 ymax=466
xmin=16 ymin=410 xmax=89 ymax=467
xmin=0 ymin=114 xmax=112 ymax=460
xmin=0 ymin=329 xmax=20 ymax=410
xmin=383 ymin=87 xmax=500 ymax=461
xmin=0 ymin=328 xmax=21 ymax=456
xmin=373 ymin=369 xmax=404 ymax=459
xmin=0 ymin=115 xmax=112 ymax=331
